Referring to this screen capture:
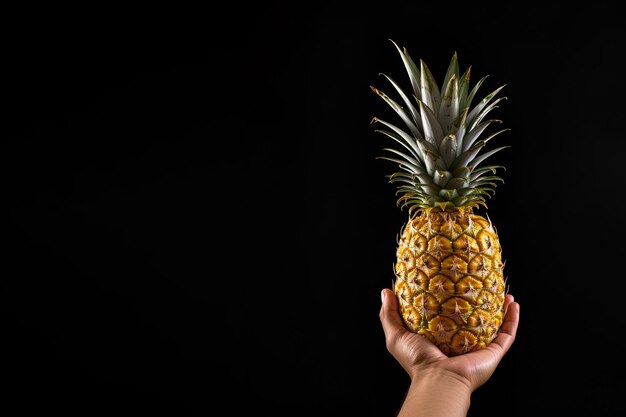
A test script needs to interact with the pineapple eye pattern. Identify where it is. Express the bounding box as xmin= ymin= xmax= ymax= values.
xmin=392 ymin=212 xmax=505 ymax=356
